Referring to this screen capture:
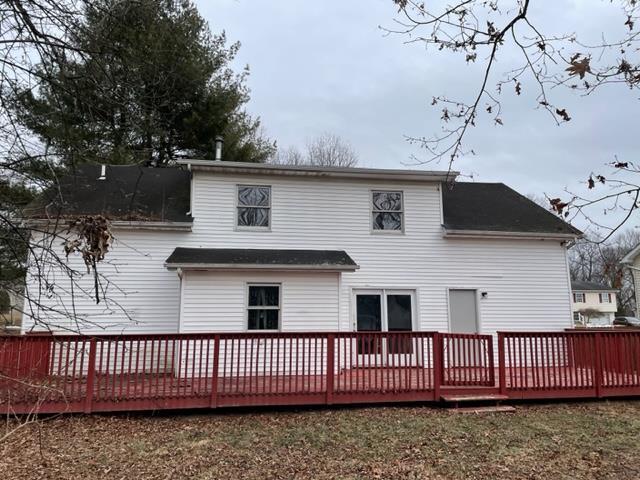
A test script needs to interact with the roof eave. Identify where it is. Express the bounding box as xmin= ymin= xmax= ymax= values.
xmin=178 ymin=159 xmax=458 ymax=183
xmin=164 ymin=262 xmax=360 ymax=272
xmin=621 ymin=244 xmax=640 ymax=264
xmin=110 ymin=221 xmax=192 ymax=231
xmin=24 ymin=218 xmax=193 ymax=232
xmin=443 ymin=227 xmax=580 ymax=241
xmin=572 ymin=288 xmax=618 ymax=293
